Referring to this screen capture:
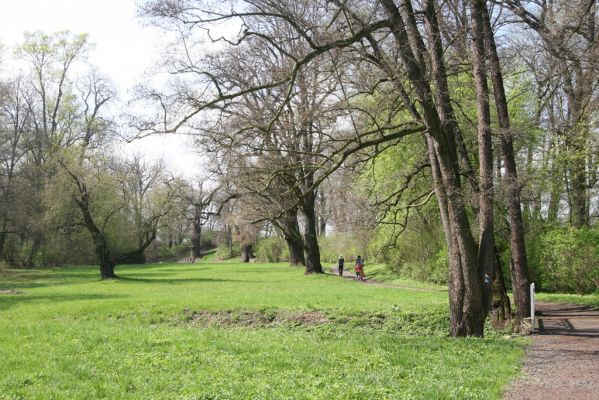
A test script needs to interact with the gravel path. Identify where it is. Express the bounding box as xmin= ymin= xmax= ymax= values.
xmin=330 ymin=267 xmax=441 ymax=291
xmin=503 ymin=302 xmax=599 ymax=400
